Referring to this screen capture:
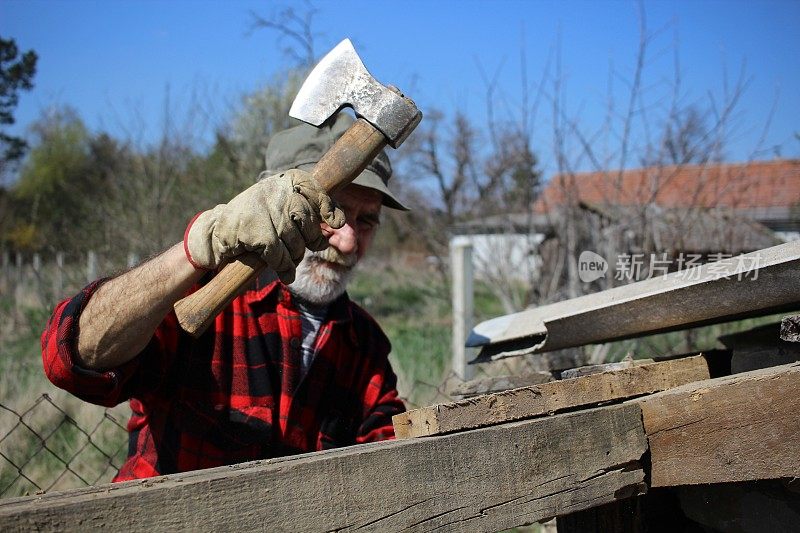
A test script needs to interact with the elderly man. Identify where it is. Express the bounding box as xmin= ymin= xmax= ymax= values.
xmin=42 ymin=114 xmax=407 ymax=480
